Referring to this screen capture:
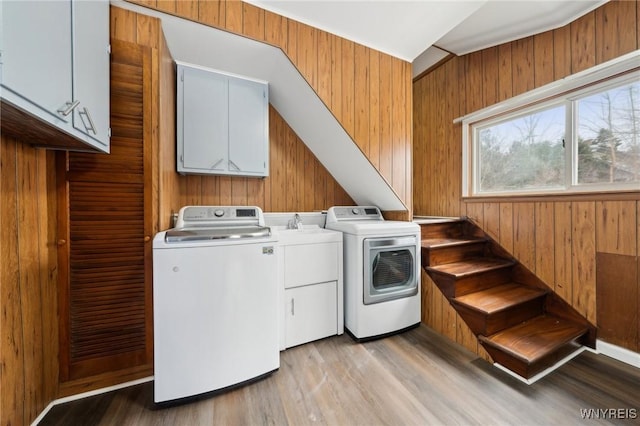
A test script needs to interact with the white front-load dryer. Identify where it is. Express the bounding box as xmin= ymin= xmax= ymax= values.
xmin=326 ymin=206 xmax=421 ymax=340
